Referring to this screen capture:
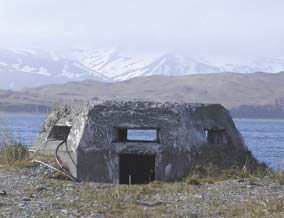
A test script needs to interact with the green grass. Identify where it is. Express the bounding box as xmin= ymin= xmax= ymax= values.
xmin=270 ymin=170 xmax=284 ymax=185
xmin=184 ymin=177 xmax=200 ymax=185
xmin=2 ymin=160 xmax=283 ymax=217
xmin=33 ymin=174 xmax=284 ymax=217
xmin=0 ymin=143 xmax=29 ymax=165
xmin=230 ymin=196 xmax=284 ymax=217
